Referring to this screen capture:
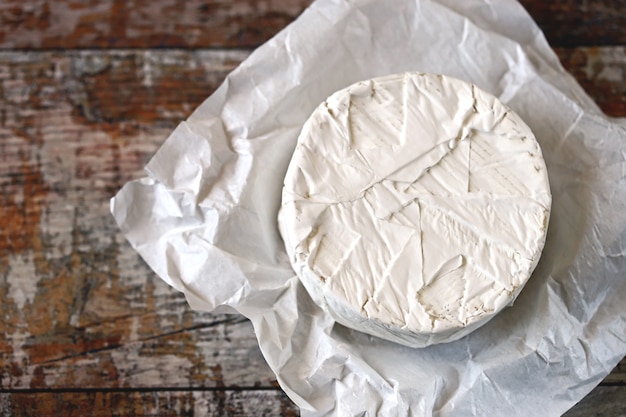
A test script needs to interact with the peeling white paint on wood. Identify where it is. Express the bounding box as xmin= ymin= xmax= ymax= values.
xmin=7 ymin=253 xmax=38 ymax=310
